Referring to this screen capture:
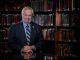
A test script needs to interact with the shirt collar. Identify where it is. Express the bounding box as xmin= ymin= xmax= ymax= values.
xmin=22 ymin=21 xmax=31 ymax=28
